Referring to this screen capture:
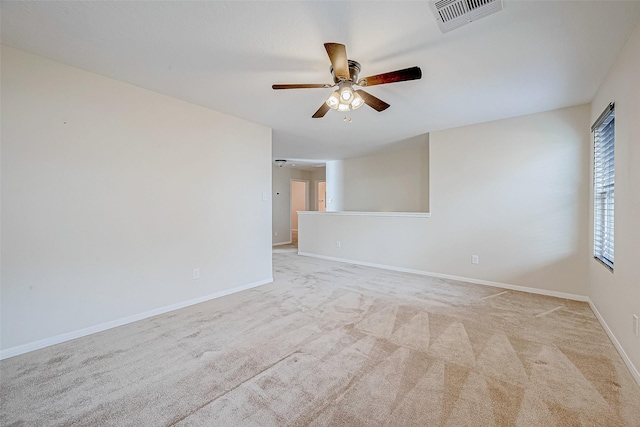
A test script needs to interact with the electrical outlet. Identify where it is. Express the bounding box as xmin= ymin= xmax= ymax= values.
xmin=472 ymin=255 xmax=479 ymax=264
xmin=336 ymin=240 xmax=341 ymax=248
xmin=634 ymin=314 xmax=639 ymax=337
xmin=275 ymin=231 xmax=278 ymax=237
xmin=192 ymin=268 xmax=200 ymax=280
